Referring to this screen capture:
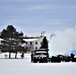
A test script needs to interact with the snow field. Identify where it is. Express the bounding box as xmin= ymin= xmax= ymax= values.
xmin=0 ymin=53 xmax=76 ymax=75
